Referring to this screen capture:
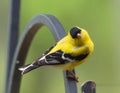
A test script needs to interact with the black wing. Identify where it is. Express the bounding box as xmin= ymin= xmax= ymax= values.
xmin=33 ymin=50 xmax=89 ymax=66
